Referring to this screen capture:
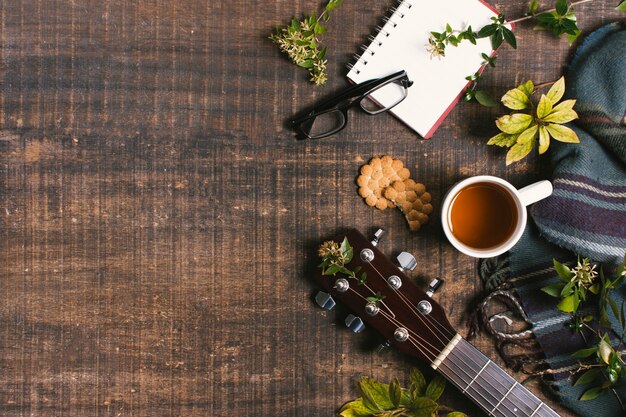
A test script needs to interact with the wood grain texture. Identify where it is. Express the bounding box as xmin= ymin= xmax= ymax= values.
xmin=0 ymin=1 xmax=622 ymax=416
